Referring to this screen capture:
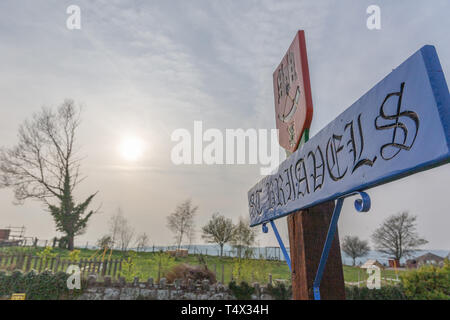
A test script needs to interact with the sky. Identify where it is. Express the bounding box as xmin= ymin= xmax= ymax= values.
xmin=0 ymin=0 xmax=449 ymax=251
